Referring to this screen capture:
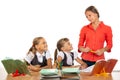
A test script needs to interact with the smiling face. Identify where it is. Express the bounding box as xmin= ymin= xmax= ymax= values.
xmin=35 ymin=38 xmax=48 ymax=53
xmin=61 ymin=40 xmax=73 ymax=52
xmin=85 ymin=6 xmax=100 ymax=23
xmin=85 ymin=11 xmax=98 ymax=23
xmin=57 ymin=38 xmax=73 ymax=52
